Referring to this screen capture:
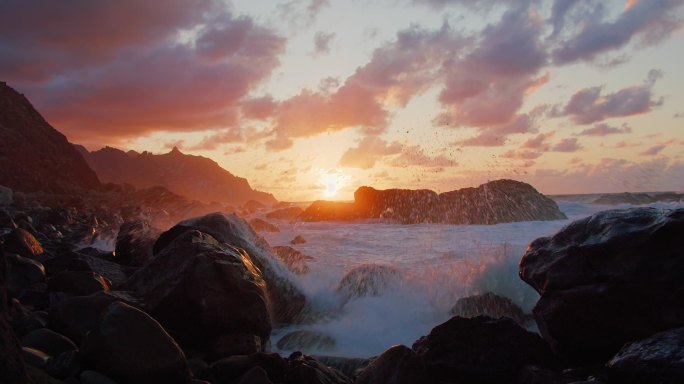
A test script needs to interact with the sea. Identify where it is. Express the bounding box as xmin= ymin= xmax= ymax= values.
xmin=257 ymin=199 xmax=684 ymax=358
